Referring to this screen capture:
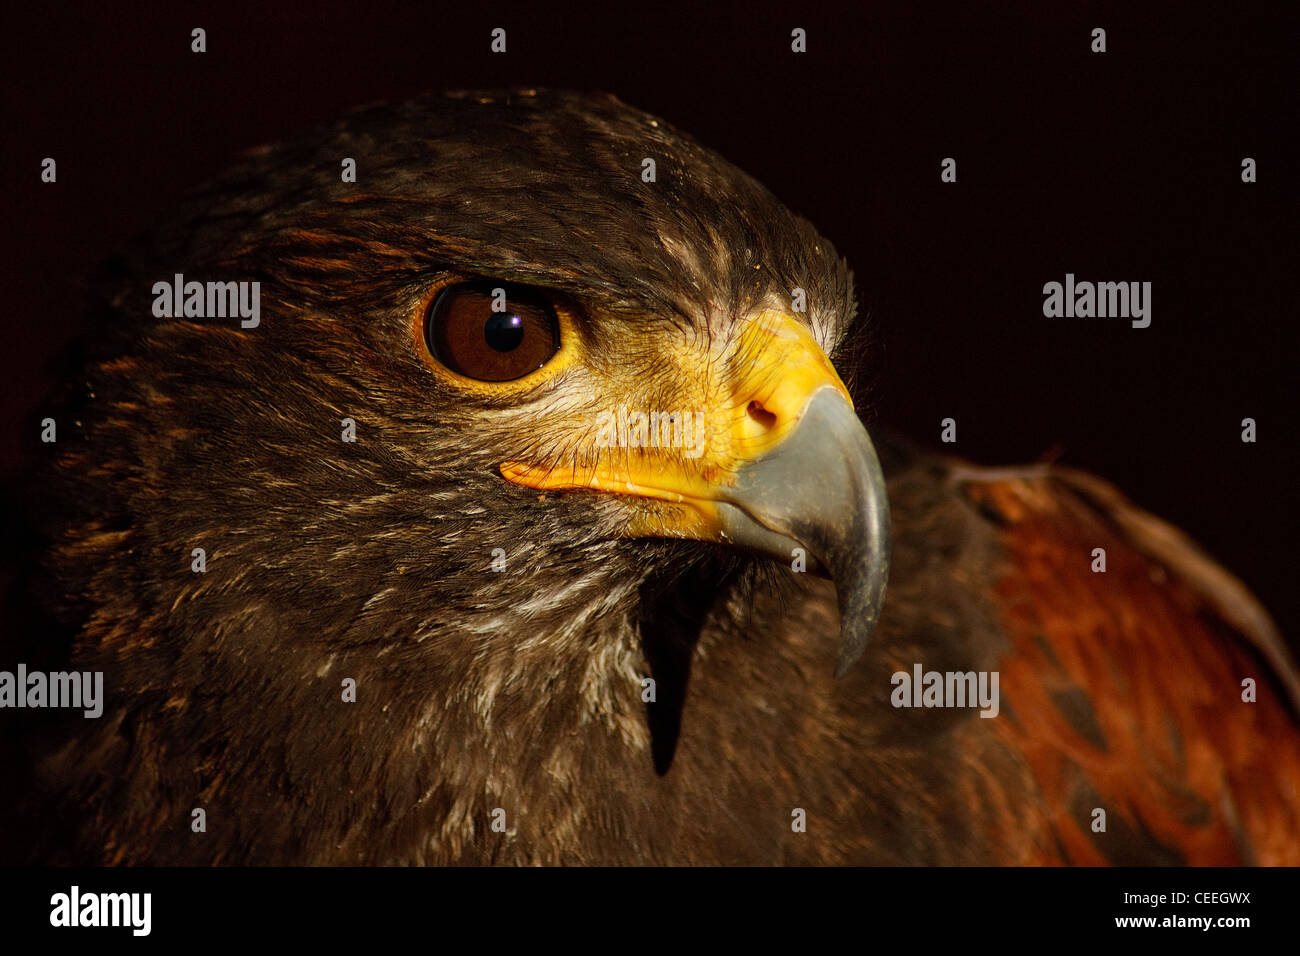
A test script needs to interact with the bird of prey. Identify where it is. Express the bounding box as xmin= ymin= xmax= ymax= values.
xmin=9 ymin=89 xmax=1298 ymax=865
